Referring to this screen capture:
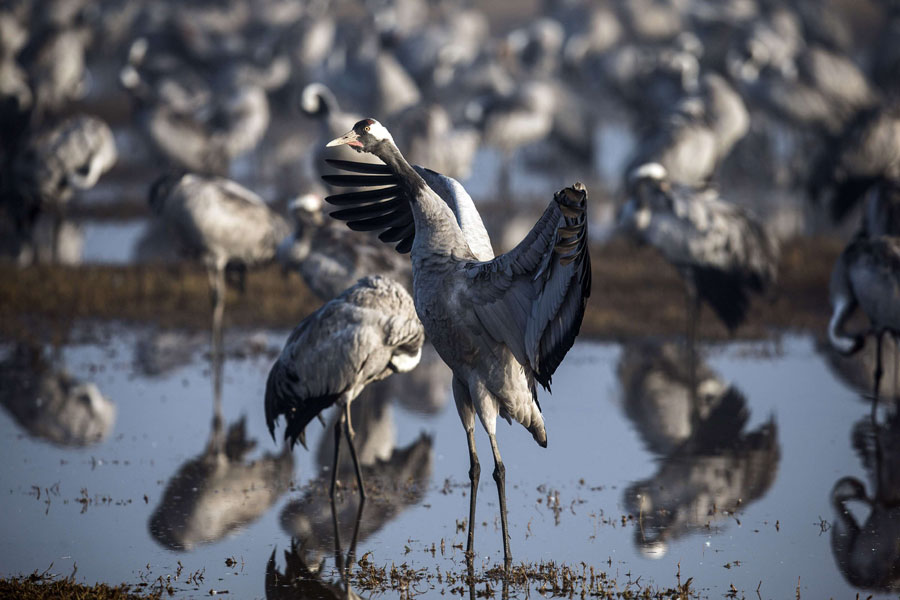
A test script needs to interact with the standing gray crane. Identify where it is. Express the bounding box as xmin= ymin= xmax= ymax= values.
xmin=322 ymin=118 xmax=591 ymax=568
xmin=619 ymin=162 xmax=779 ymax=335
xmin=7 ymin=113 xmax=117 ymax=262
xmin=276 ymin=192 xmax=412 ymax=301
xmin=809 ymin=102 xmax=900 ymax=224
xmin=829 ymin=235 xmax=900 ymax=409
xmin=265 ymin=275 xmax=425 ymax=500
xmin=148 ymin=173 xmax=289 ymax=361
